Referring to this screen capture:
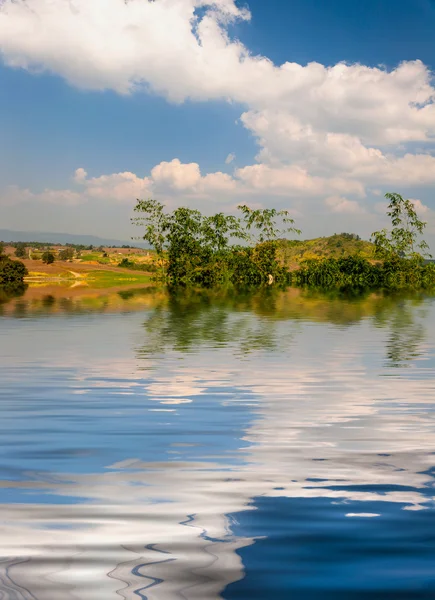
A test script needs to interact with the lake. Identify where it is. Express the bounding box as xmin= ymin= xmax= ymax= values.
xmin=1 ymin=283 xmax=435 ymax=599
